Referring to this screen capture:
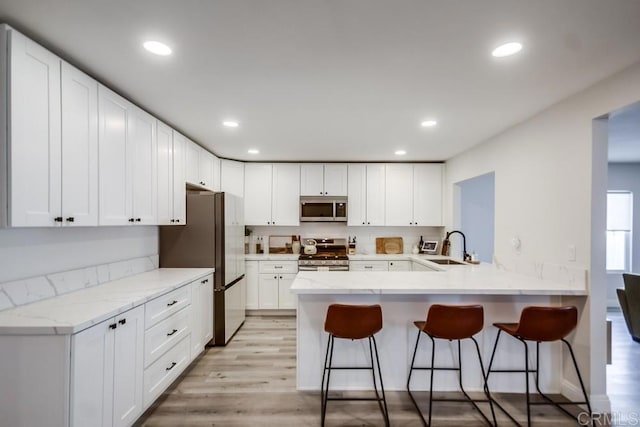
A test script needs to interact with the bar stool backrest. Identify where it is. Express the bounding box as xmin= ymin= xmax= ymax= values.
xmin=424 ymin=304 xmax=484 ymax=339
xmin=324 ymin=304 xmax=383 ymax=339
xmin=515 ymin=306 xmax=577 ymax=342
